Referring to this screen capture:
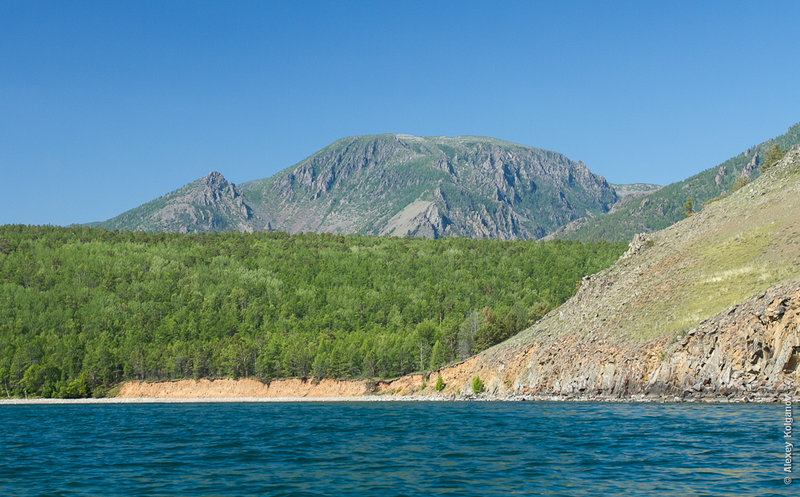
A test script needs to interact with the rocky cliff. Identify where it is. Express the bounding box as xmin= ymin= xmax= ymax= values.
xmin=419 ymin=279 xmax=798 ymax=402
